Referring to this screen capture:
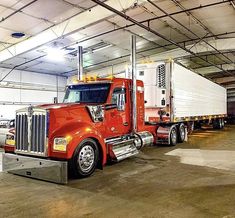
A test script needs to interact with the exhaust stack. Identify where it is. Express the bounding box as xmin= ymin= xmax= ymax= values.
xmin=131 ymin=35 xmax=137 ymax=133
xmin=77 ymin=46 xmax=83 ymax=80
